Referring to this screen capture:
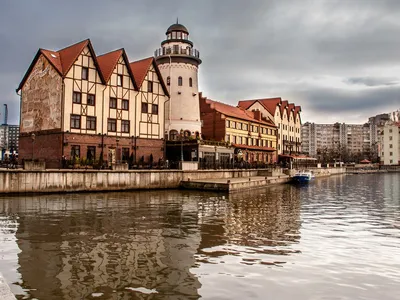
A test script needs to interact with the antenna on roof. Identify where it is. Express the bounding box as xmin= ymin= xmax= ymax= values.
xmin=176 ymin=17 xmax=179 ymax=24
